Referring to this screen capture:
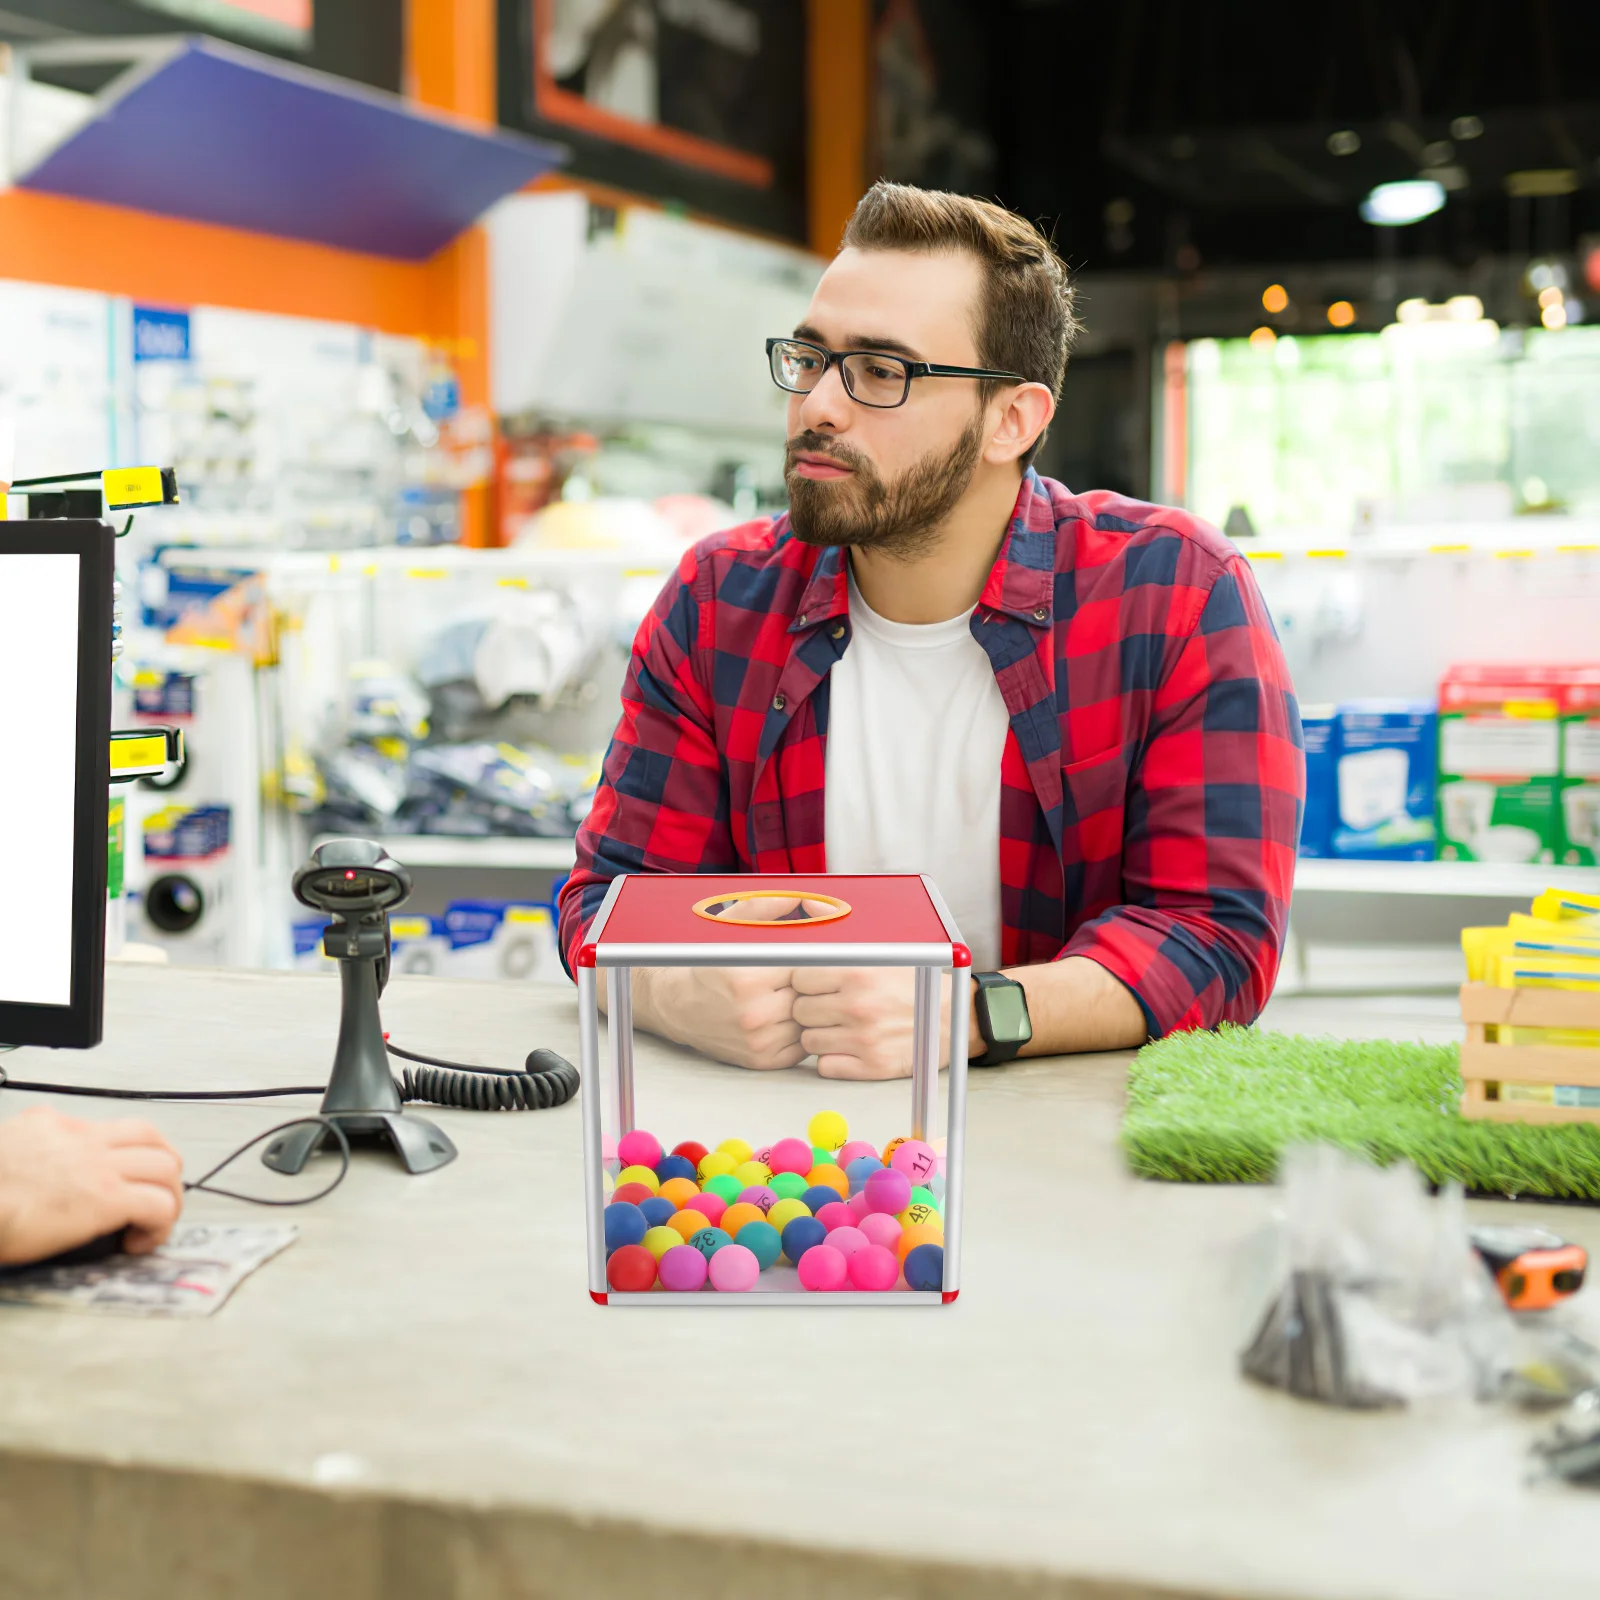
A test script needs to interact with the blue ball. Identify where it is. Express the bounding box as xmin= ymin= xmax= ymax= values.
xmin=904 ymin=1242 xmax=944 ymax=1292
xmin=639 ymin=1195 xmax=676 ymax=1228
xmin=845 ymin=1156 xmax=884 ymax=1195
xmin=738 ymin=1219 xmax=782 ymax=1271
xmin=781 ymin=1215 xmax=827 ymax=1265
xmin=654 ymin=1154 xmax=697 ymax=1184
xmin=603 ymin=1201 xmax=648 ymax=1255
xmin=801 ymin=1185 xmax=842 ymax=1215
